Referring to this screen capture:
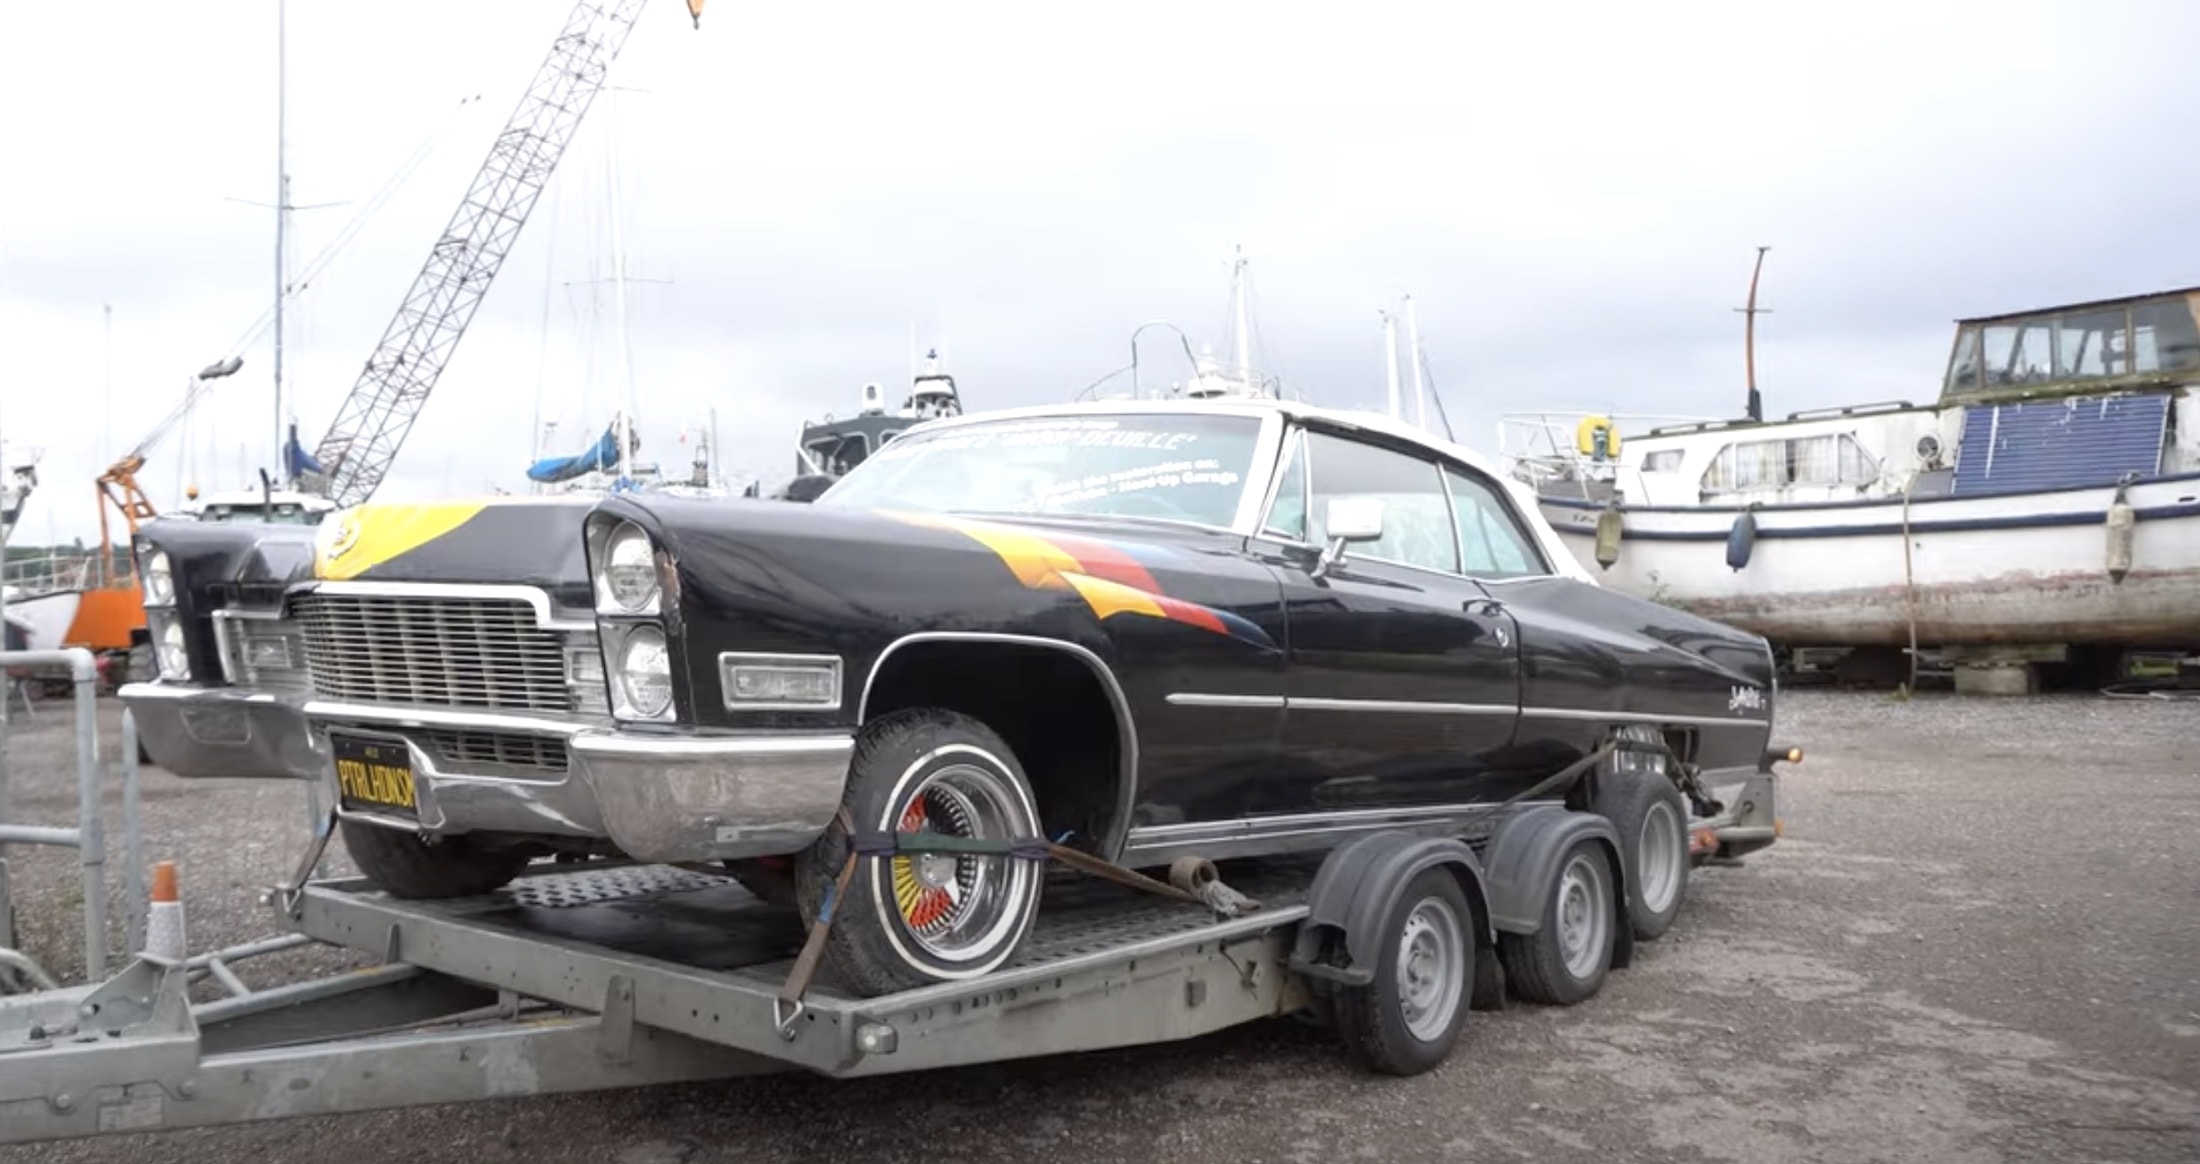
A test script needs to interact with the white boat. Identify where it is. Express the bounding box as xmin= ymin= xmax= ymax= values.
xmin=1500 ymin=285 xmax=2200 ymax=682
